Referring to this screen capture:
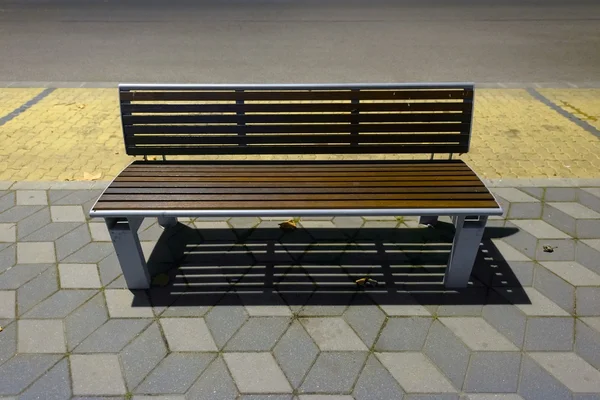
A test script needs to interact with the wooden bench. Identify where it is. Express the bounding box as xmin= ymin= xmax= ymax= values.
xmin=90 ymin=83 xmax=502 ymax=290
